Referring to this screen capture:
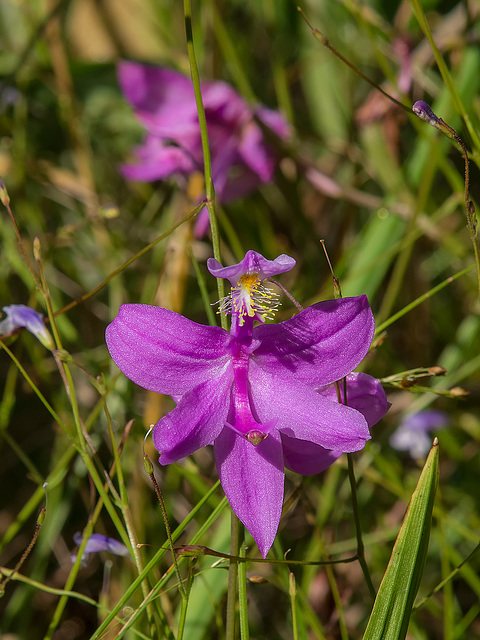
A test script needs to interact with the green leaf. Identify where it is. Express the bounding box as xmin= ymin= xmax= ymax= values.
xmin=363 ymin=439 xmax=439 ymax=640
